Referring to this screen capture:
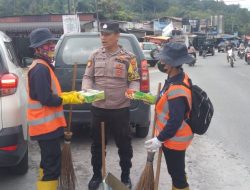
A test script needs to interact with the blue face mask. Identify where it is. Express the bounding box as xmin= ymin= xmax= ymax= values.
xmin=157 ymin=62 xmax=167 ymax=73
